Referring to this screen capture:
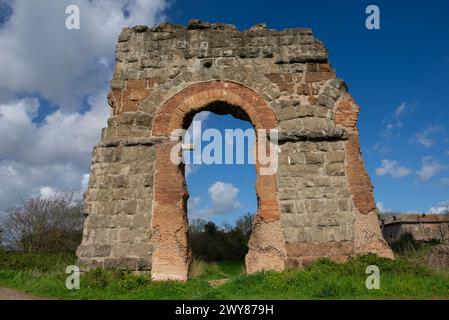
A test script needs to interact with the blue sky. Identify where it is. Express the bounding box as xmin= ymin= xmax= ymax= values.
xmin=183 ymin=112 xmax=258 ymax=225
xmin=0 ymin=0 xmax=448 ymax=223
